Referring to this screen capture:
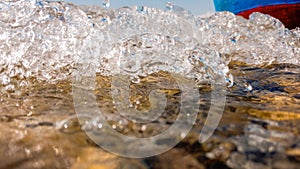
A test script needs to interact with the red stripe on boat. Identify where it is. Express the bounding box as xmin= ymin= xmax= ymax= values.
xmin=237 ymin=4 xmax=300 ymax=29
